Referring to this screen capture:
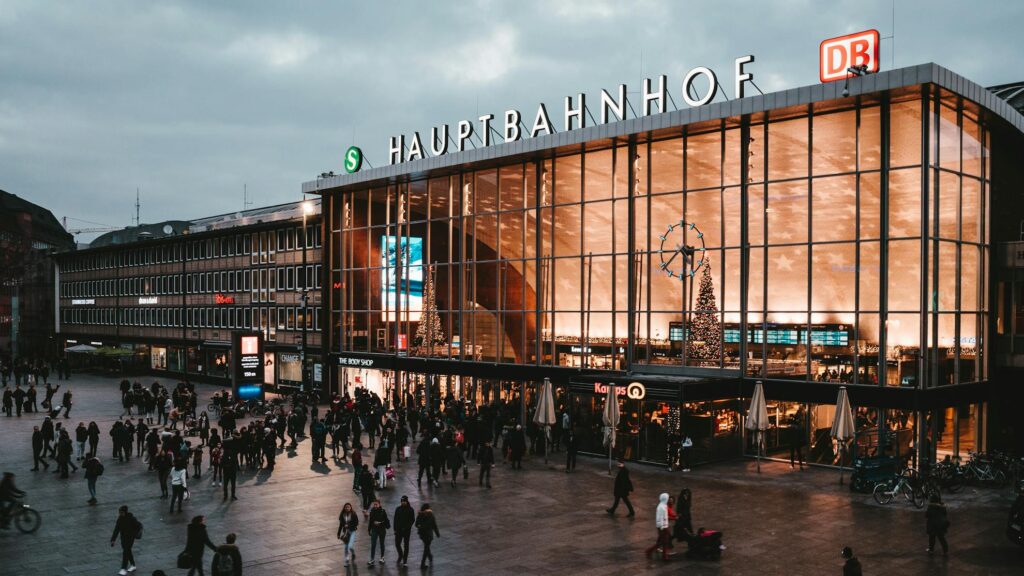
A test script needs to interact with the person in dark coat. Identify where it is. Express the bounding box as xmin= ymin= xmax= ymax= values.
xmin=393 ymin=495 xmax=416 ymax=567
xmin=337 ymin=502 xmax=359 ymax=567
xmin=87 ymin=421 xmax=101 ymax=458
xmin=508 ymin=424 xmax=526 ymax=469
xmin=428 ymin=438 xmax=444 ymax=484
xmin=358 ymin=464 xmax=376 ymax=513
xmin=841 ymin=546 xmax=862 ymax=576
xmin=565 ymin=430 xmax=578 ymax=472
xmin=416 ymin=437 xmax=433 ymax=487
xmin=415 ymin=503 xmax=440 ymax=569
xmin=211 ymin=532 xmax=242 ymax=576
xmin=12 ymin=384 xmax=25 ymax=417
xmin=478 ymin=440 xmax=495 ymax=488
xmin=789 ymin=414 xmax=805 ymax=470
xmin=673 ymin=488 xmax=693 ymax=544
xmin=41 ymin=416 xmax=55 ymax=458
xmin=61 ymin=389 xmax=73 ymax=418
xmin=31 ymin=426 xmax=49 ymax=471
xmin=184 ymin=515 xmax=218 ymax=576
xmin=445 ymin=443 xmax=465 ymax=487
xmin=109 ymin=505 xmax=140 ymax=575
xmin=925 ymin=494 xmax=950 ymax=555
xmin=366 ymin=498 xmax=391 ymax=565
xmin=606 ymin=461 xmax=635 ymax=516
xmin=2 ymin=387 xmax=12 ymax=417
